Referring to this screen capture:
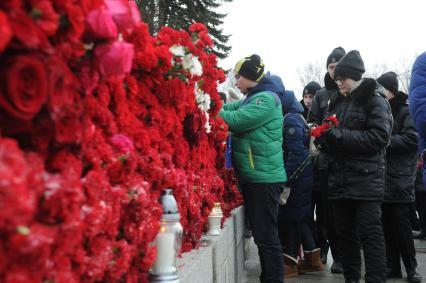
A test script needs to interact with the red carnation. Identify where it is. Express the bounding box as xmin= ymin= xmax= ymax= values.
xmin=30 ymin=0 xmax=59 ymax=36
xmin=310 ymin=114 xmax=339 ymax=137
xmin=8 ymin=9 xmax=51 ymax=50
xmin=0 ymin=55 xmax=48 ymax=121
